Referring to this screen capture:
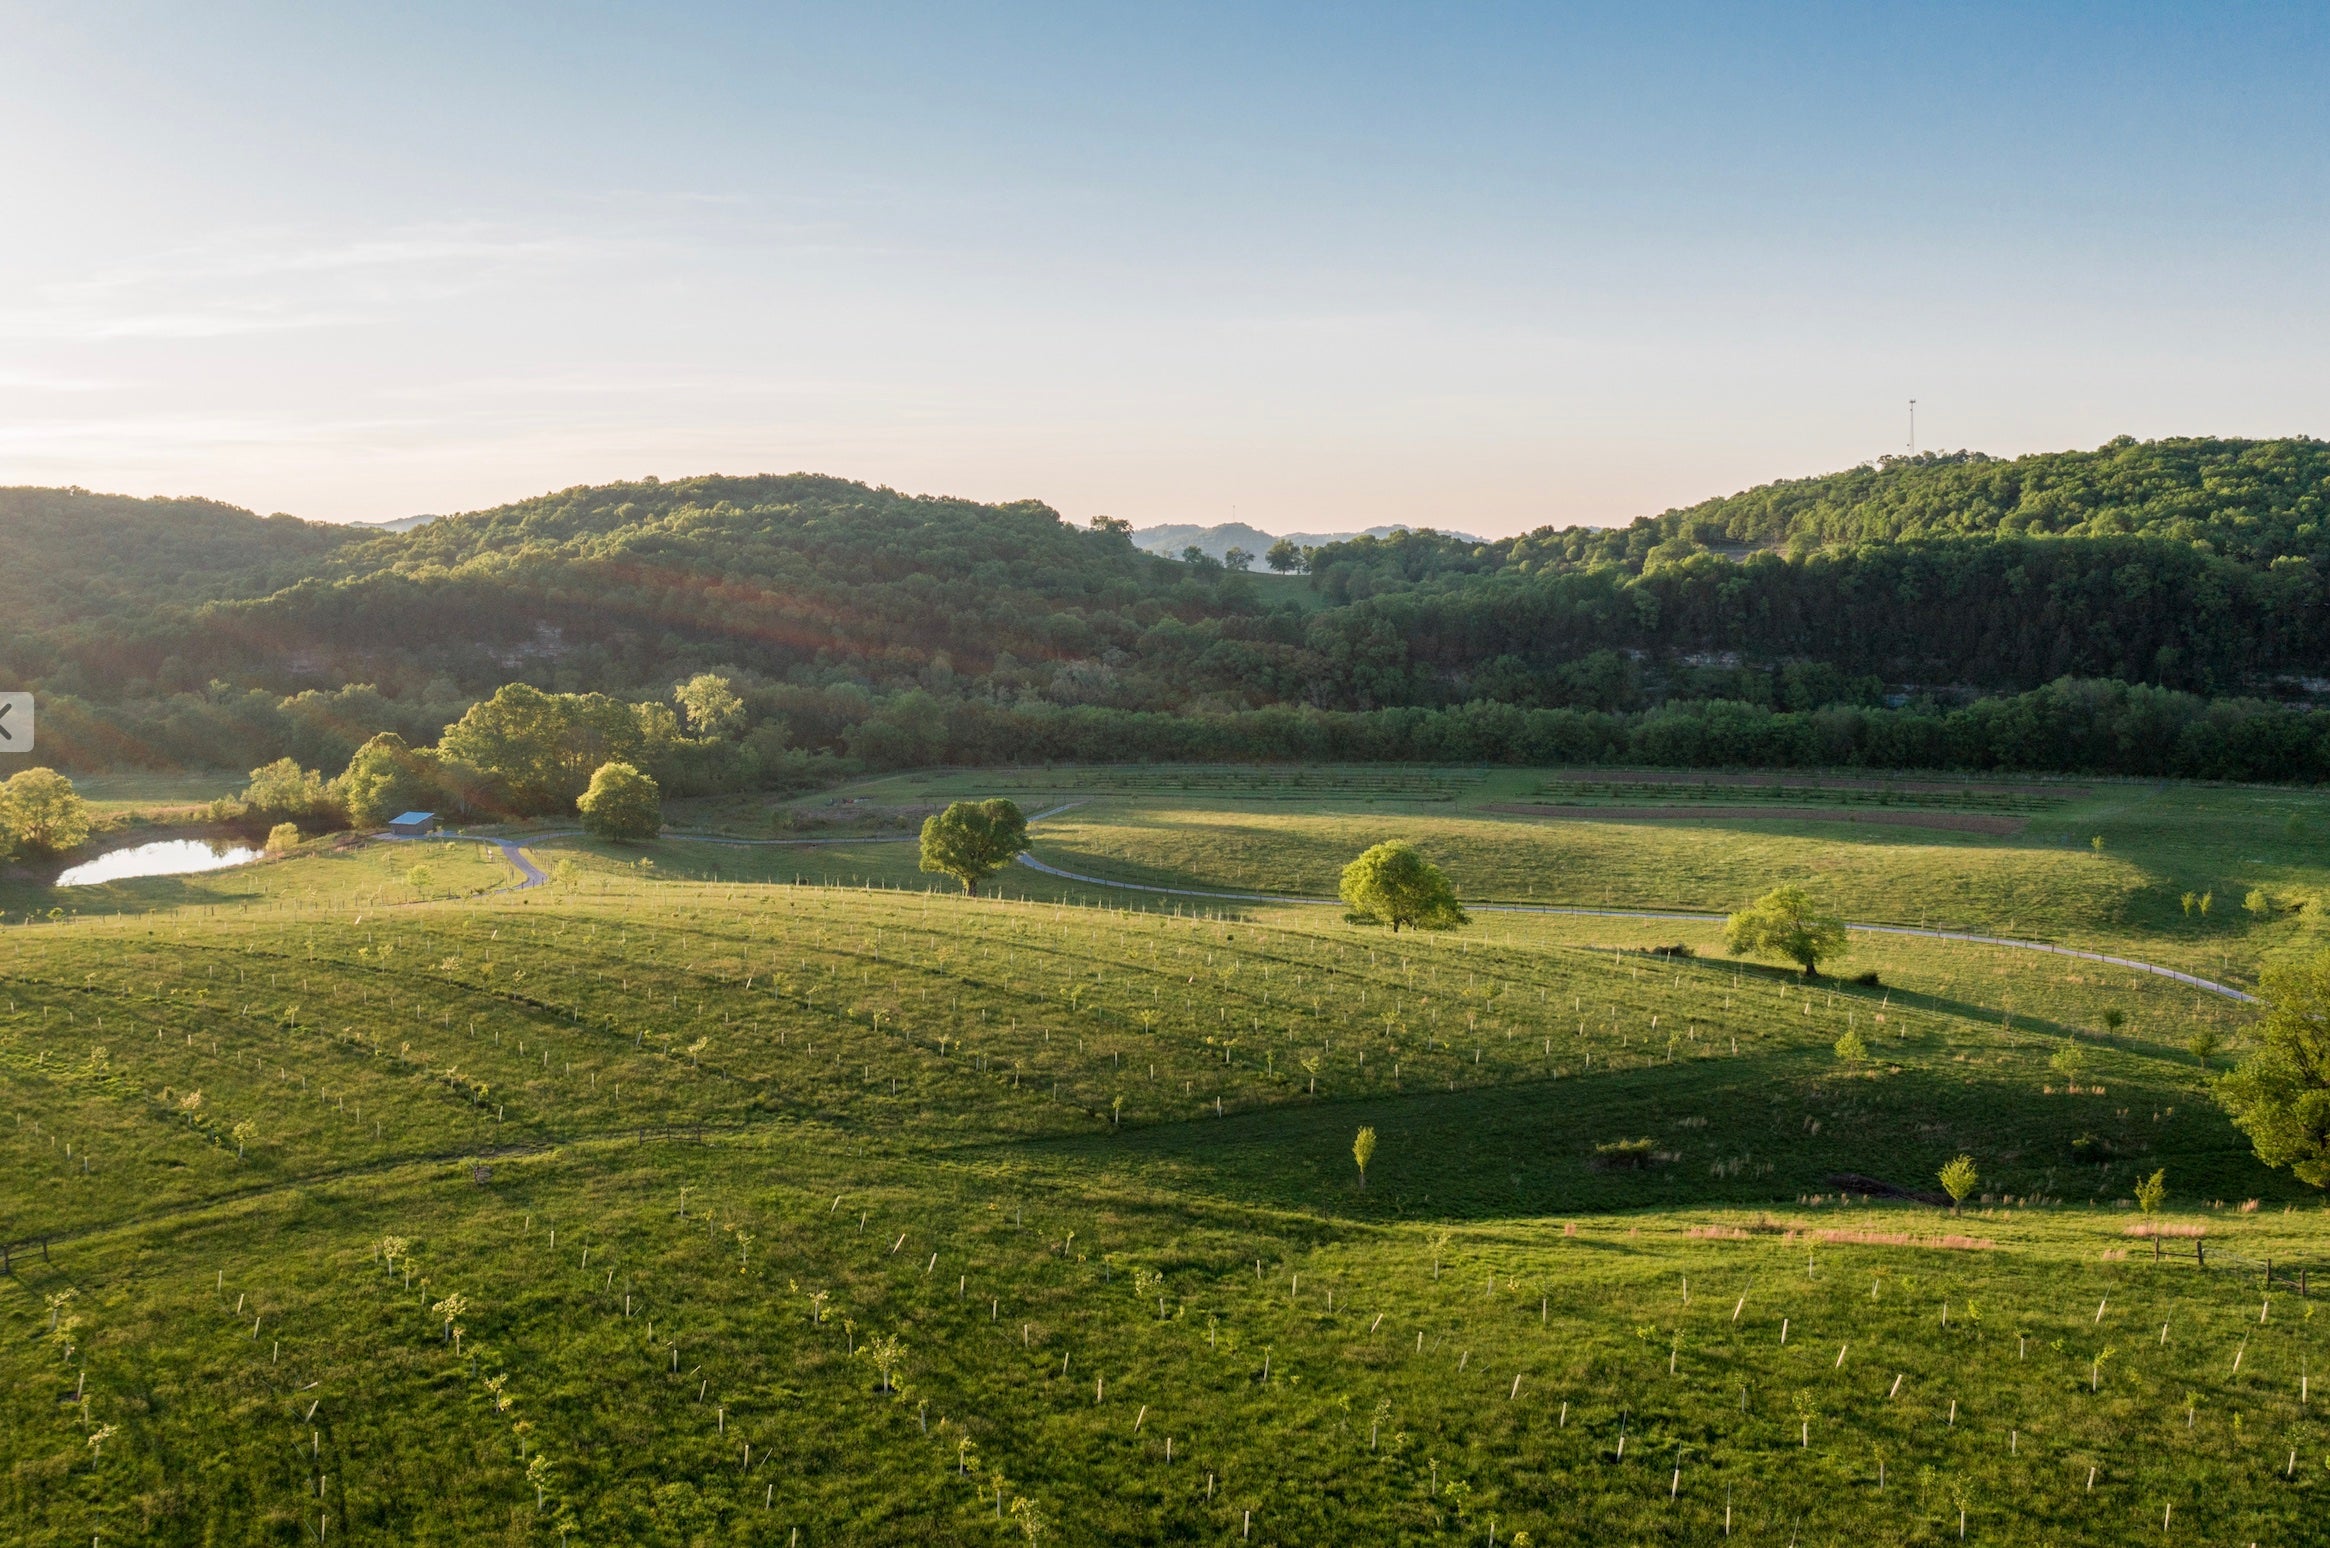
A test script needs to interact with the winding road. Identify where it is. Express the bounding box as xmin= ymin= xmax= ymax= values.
xmin=1014 ymin=852 xmax=2257 ymax=1004
xmin=386 ymin=832 xmax=550 ymax=892
xmin=398 ymin=809 xmax=2254 ymax=1004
